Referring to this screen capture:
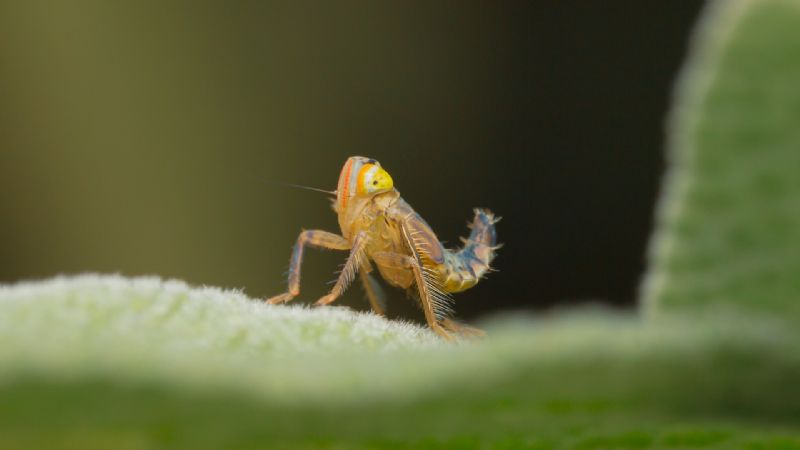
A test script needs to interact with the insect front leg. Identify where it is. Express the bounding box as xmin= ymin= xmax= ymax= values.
xmin=267 ymin=230 xmax=350 ymax=305
xmin=314 ymin=231 xmax=369 ymax=306
xmin=370 ymin=251 xmax=454 ymax=341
